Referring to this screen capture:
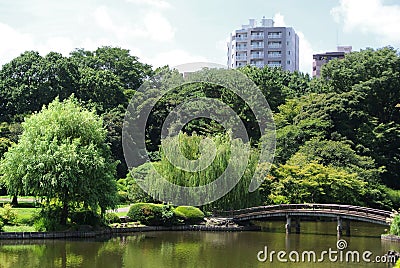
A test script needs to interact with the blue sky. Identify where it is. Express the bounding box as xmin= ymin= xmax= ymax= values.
xmin=0 ymin=0 xmax=399 ymax=74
